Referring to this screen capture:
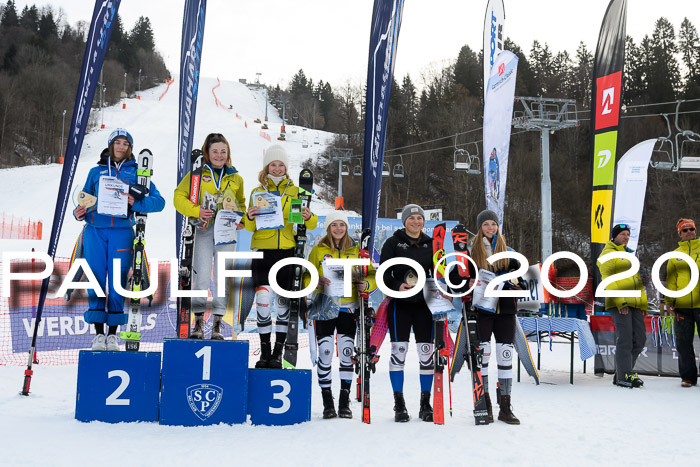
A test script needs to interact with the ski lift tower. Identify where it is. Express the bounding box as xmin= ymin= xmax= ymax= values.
xmin=512 ymin=96 xmax=579 ymax=261
xmin=329 ymin=147 xmax=353 ymax=210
